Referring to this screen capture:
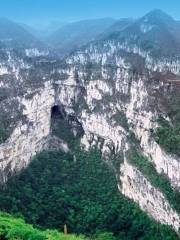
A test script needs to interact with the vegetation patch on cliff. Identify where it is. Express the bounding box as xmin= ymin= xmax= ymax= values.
xmin=128 ymin=151 xmax=180 ymax=213
xmin=153 ymin=118 xmax=180 ymax=156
